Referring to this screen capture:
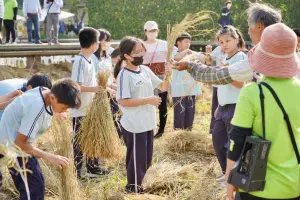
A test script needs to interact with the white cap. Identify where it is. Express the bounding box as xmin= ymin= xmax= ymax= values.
xmin=144 ymin=21 xmax=158 ymax=31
